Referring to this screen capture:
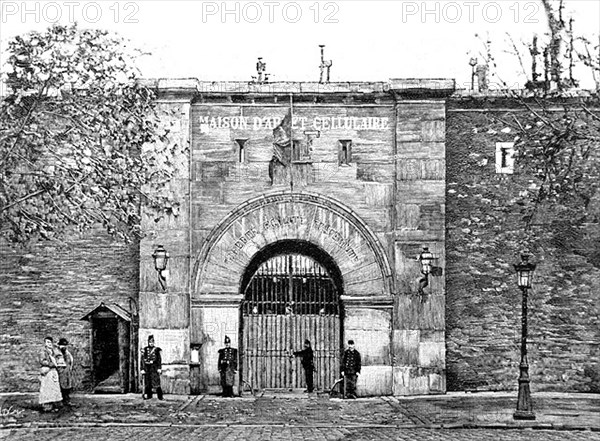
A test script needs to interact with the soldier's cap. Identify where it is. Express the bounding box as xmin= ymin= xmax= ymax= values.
xmin=148 ymin=335 xmax=155 ymax=342
xmin=224 ymin=335 xmax=231 ymax=344
xmin=58 ymin=338 xmax=68 ymax=346
xmin=348 ymin=339 xmax=355 ymax=345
